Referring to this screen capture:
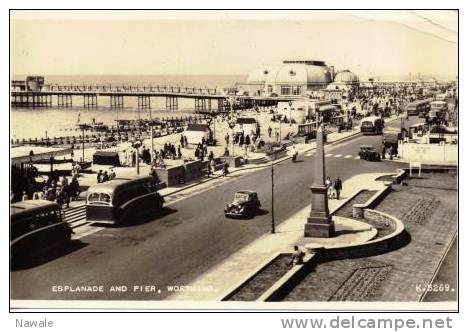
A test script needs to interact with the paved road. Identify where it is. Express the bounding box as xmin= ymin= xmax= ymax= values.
xmin=10 ymin=117 xmax=419 ymax=300
xmin=423 ymin=236 xmax=458 ymax=302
